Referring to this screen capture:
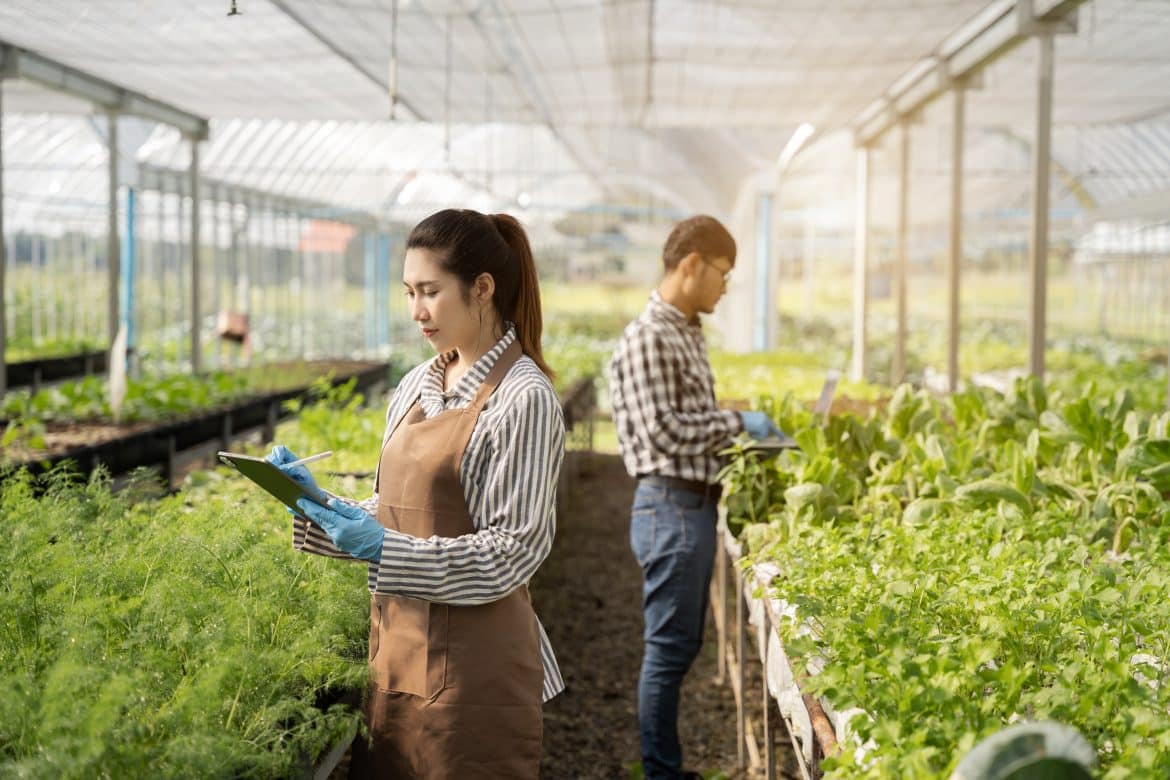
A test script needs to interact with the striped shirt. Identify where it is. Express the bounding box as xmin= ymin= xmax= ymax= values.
xmin=609 ymin=290 xmax=743 ymax=484
xmin=292 ymin=326 xmax=566 ymax=702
